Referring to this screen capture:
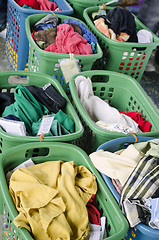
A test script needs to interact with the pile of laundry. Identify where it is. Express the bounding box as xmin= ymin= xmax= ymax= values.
xmin=15 ymin=0 xmax=61 ymax=11
xmin=8 ymin=158 xmax=107 ymax=240
xmin=92 ymin=6 xmax=153 ymax=43
xmin=31 ymin=14 xmax=97 ymax=54
xmin=0 ymin=83 xmax=75 ymax=137
xmin=74 ymin=75 xmax=152 ymax=134
xmin=89 ymin=139 xmax=159 ymax=229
